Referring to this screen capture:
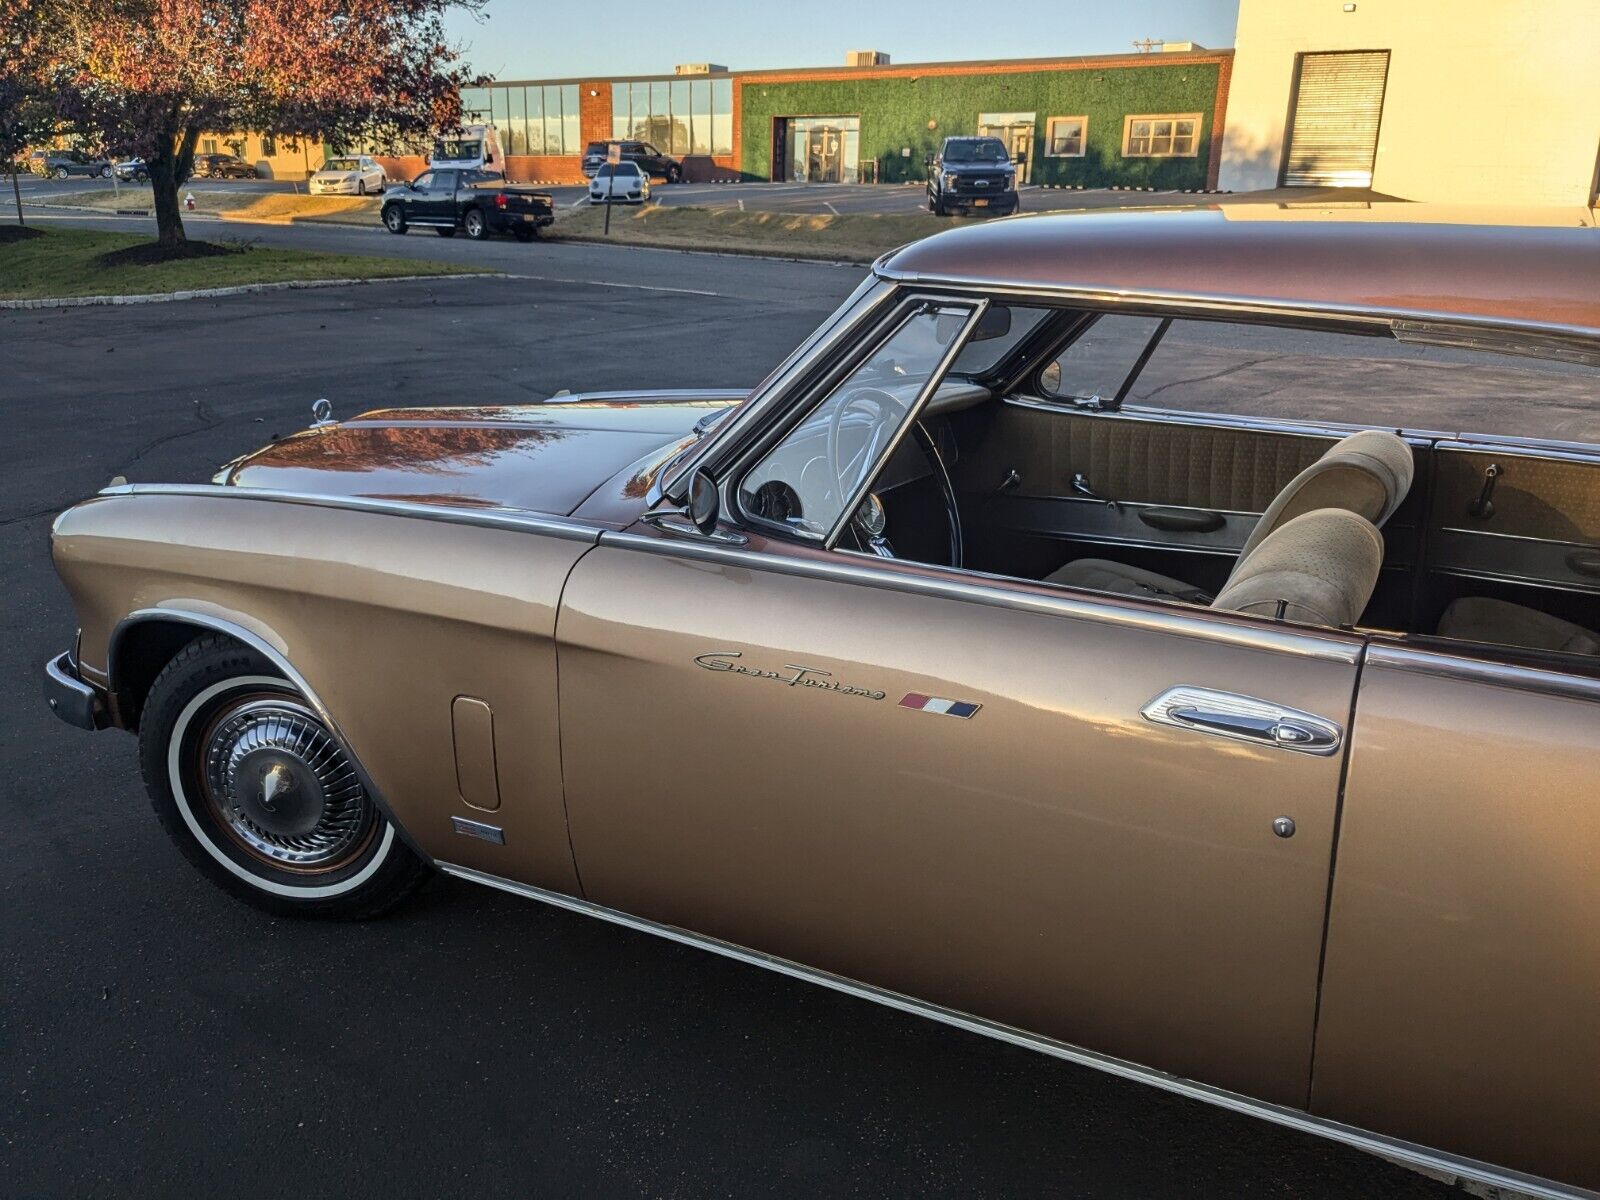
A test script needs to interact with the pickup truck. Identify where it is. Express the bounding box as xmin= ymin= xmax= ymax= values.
xmin=924 ymin=136 xmax=1020 ymax=217
xmin=380 ymin=168 xmax=555 ymax=242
